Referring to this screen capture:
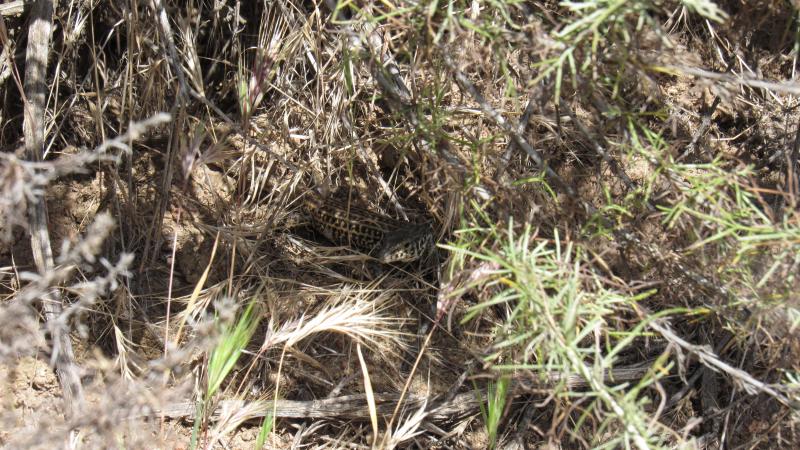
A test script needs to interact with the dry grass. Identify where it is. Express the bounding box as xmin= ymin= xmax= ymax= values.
xmin=1 ymin=0 xmax=800 ymax=448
